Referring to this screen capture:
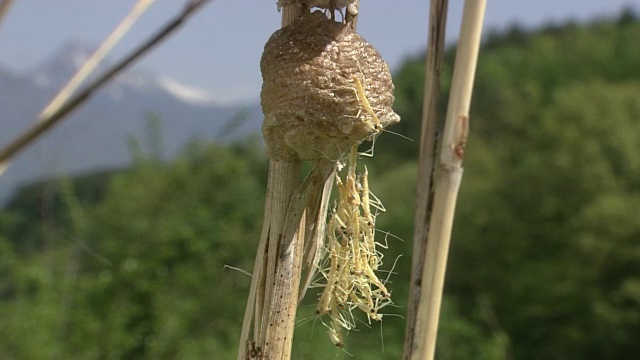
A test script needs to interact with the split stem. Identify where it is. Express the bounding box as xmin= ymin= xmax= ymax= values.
xmin=403 ymin=0 xmax=448 ymax=357
xmin=407 ymin=0 xmax=486 ymax=359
